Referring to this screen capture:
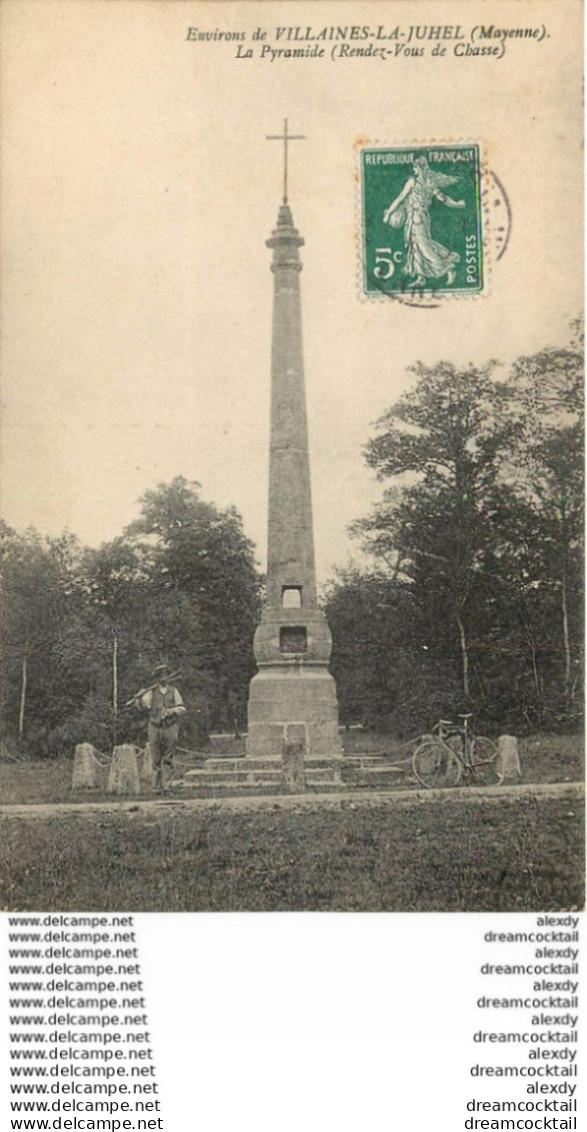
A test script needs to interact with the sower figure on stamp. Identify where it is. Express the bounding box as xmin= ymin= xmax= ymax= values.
xmin=383 ymin=155 xmax=465 ymax=287
xmin=135 ymin=665 xmax=186 ymax=791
